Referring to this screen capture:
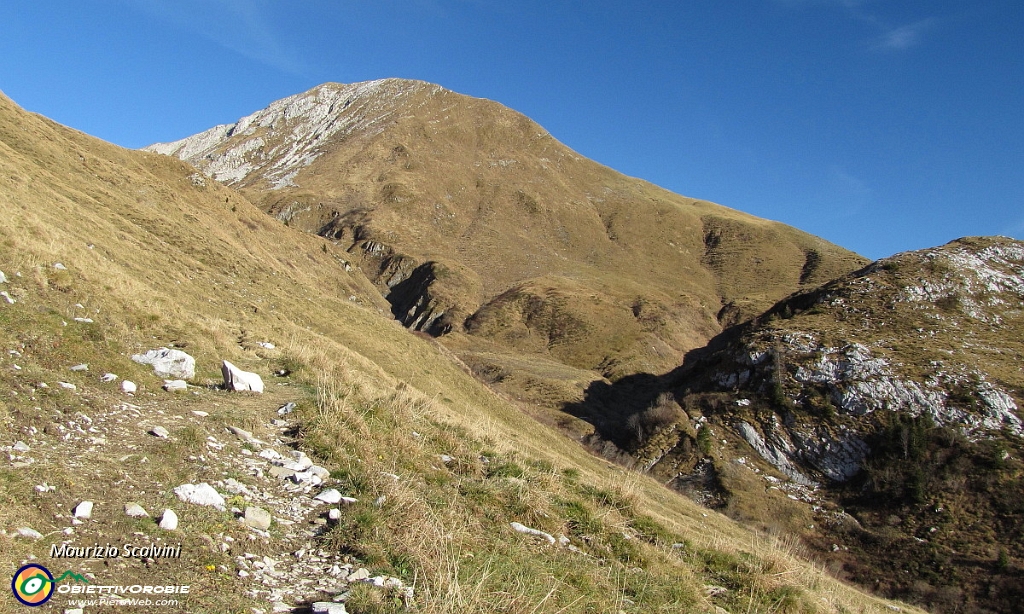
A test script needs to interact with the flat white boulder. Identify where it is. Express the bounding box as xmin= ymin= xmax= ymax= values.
xmin=16 ymin=527 xmax=43 ymax=540
xmin=174 ymin=483 xmax=226 ymax=510
xmin=221 ymin=360 xmax=264 ymax=393
xmin=124 ymin=503 xmax=149 ymax=517
xmin=313 ymin=489 xmax=342 ymax=504
xmin=163 ymin=380 xmax=187 ymax=392
xmin=132 ymin=348 xmax=195 ymax=380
